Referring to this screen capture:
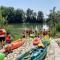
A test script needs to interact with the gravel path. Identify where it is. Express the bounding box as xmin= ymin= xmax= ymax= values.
xmin=45 ymin=38 xmax=60 ymax=60
xmin=4 ymin=37 xmax=35 ymax=60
